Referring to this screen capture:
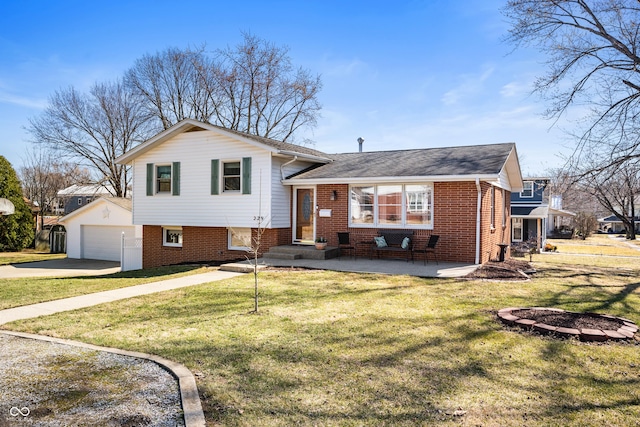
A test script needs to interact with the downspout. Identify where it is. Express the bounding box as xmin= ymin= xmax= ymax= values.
xmin=475 ymin=178 xmax=481 ymax=265
xmin=280 ymin=156 xmax=298 ymax=180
